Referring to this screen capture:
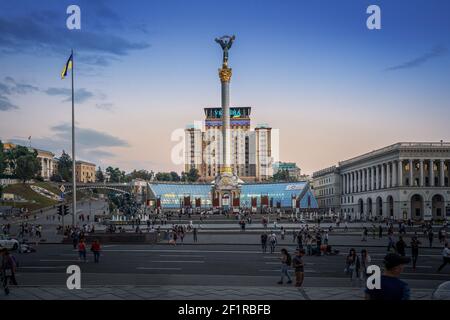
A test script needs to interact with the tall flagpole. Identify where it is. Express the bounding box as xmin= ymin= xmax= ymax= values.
xmin=71 ymin=49 xmax=76 ymax=227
